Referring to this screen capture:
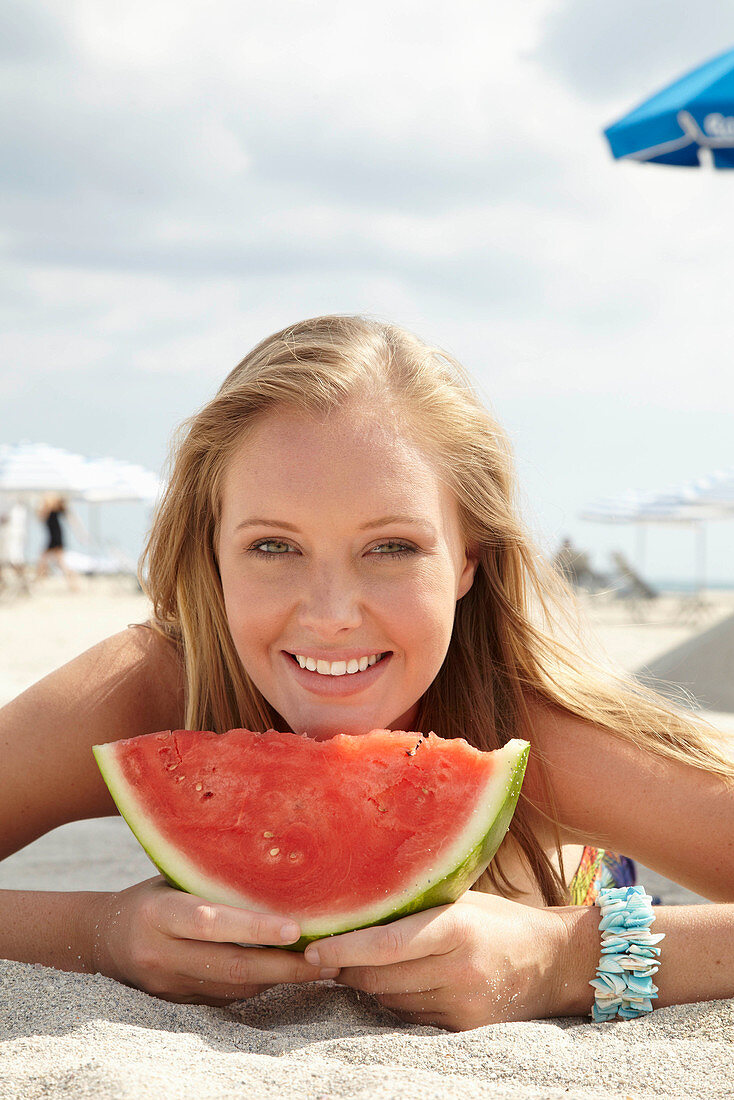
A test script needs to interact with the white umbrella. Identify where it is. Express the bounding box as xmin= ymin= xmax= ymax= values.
xmin=0 ymin=442 xmax=94 ymax=500
xmin=0 ymin=442 xmax=162 ymax=504
xmin=0 ymin=443 xmax=163 ymax=570
xmin=79 ymin=457 xmax=162 ymax=505
xmin=683 ymin=469 xmax=734 ymax=512
xmin=580 ymin=475 xmax=734 ymax=597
